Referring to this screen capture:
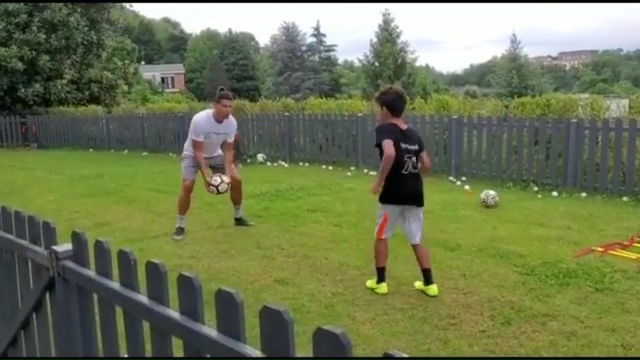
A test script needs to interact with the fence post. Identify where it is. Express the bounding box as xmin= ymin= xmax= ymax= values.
xmin=448 ymin=116 xmax=460 ymax=178
xmin=285 ymin=113 xmax=293 ymax=164
xmin=49 ymin=243 xmax=83 ymax=357
xmin=356 ymin=114 xmax=365 ymax=168
xmin=25 ymin=116 xmax=34 ymax=148
xmin=139 ymin=114 xmax=147 ymax=151
xmin=565 ymin=119 xmax=579 ymax=188
xmin=104 ymin=115 xmax=112 ymax=150
xmin=180 ymin=113 xmax=190 ymax=153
